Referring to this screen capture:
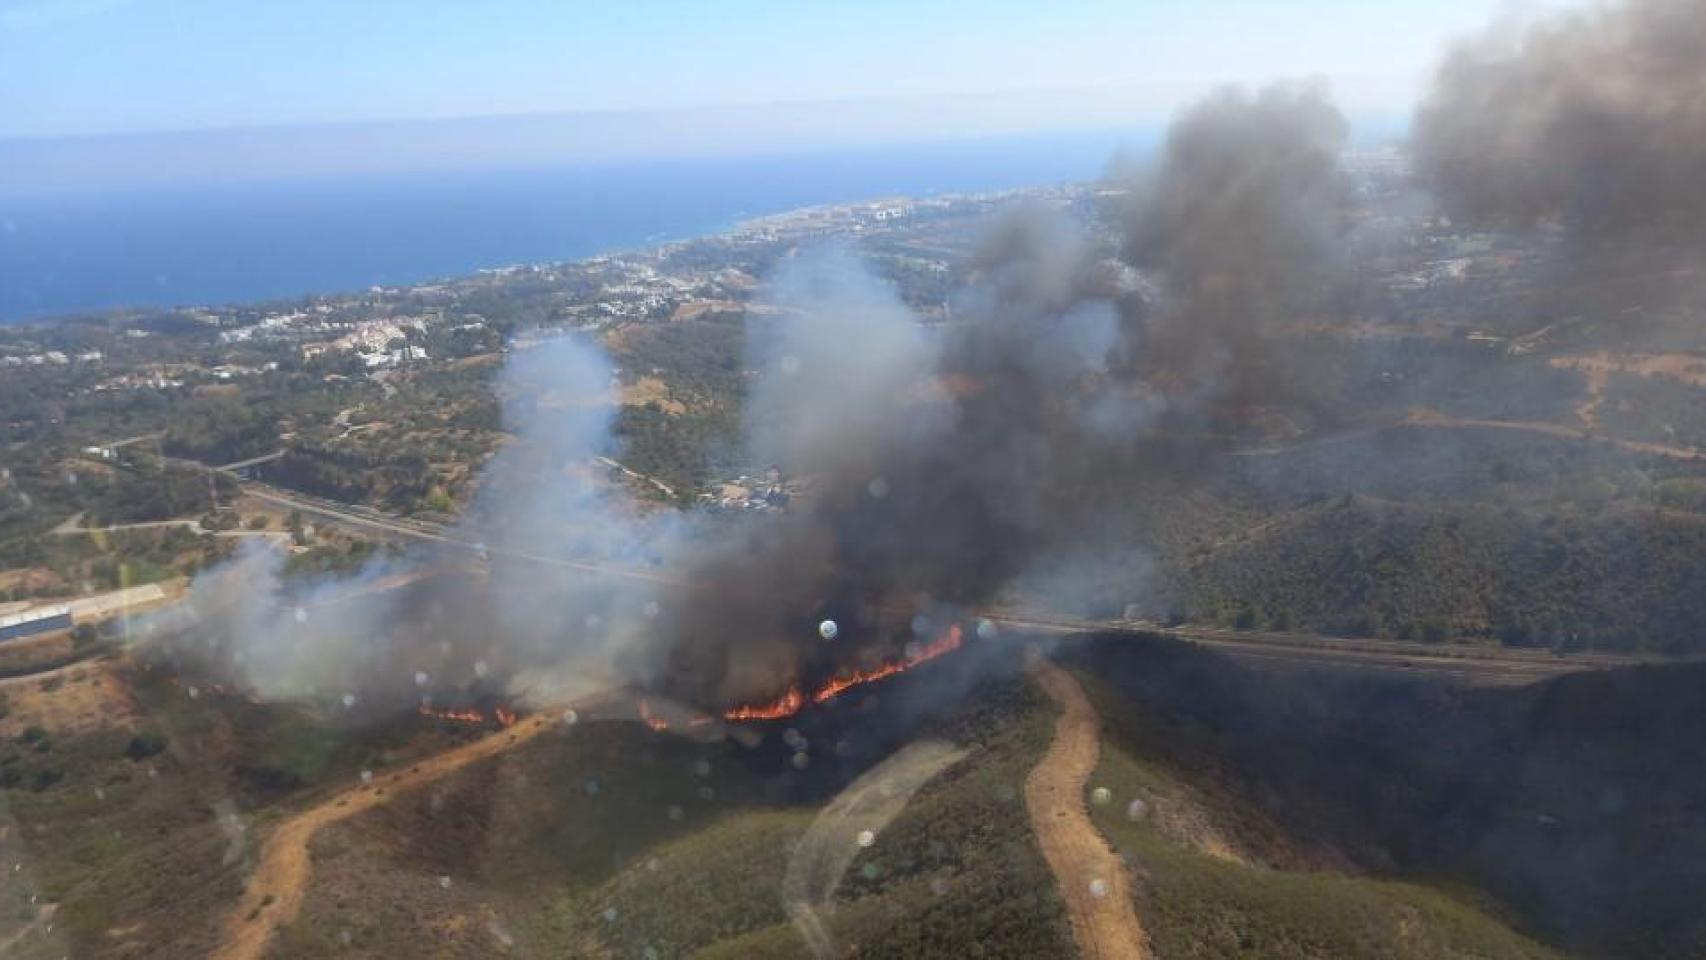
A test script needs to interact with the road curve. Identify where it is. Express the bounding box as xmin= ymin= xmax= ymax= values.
xmin=1024 ymin=657 xmax=1150 ymax=960
xmin=210 ymin=712 xmax=563 ymax=960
